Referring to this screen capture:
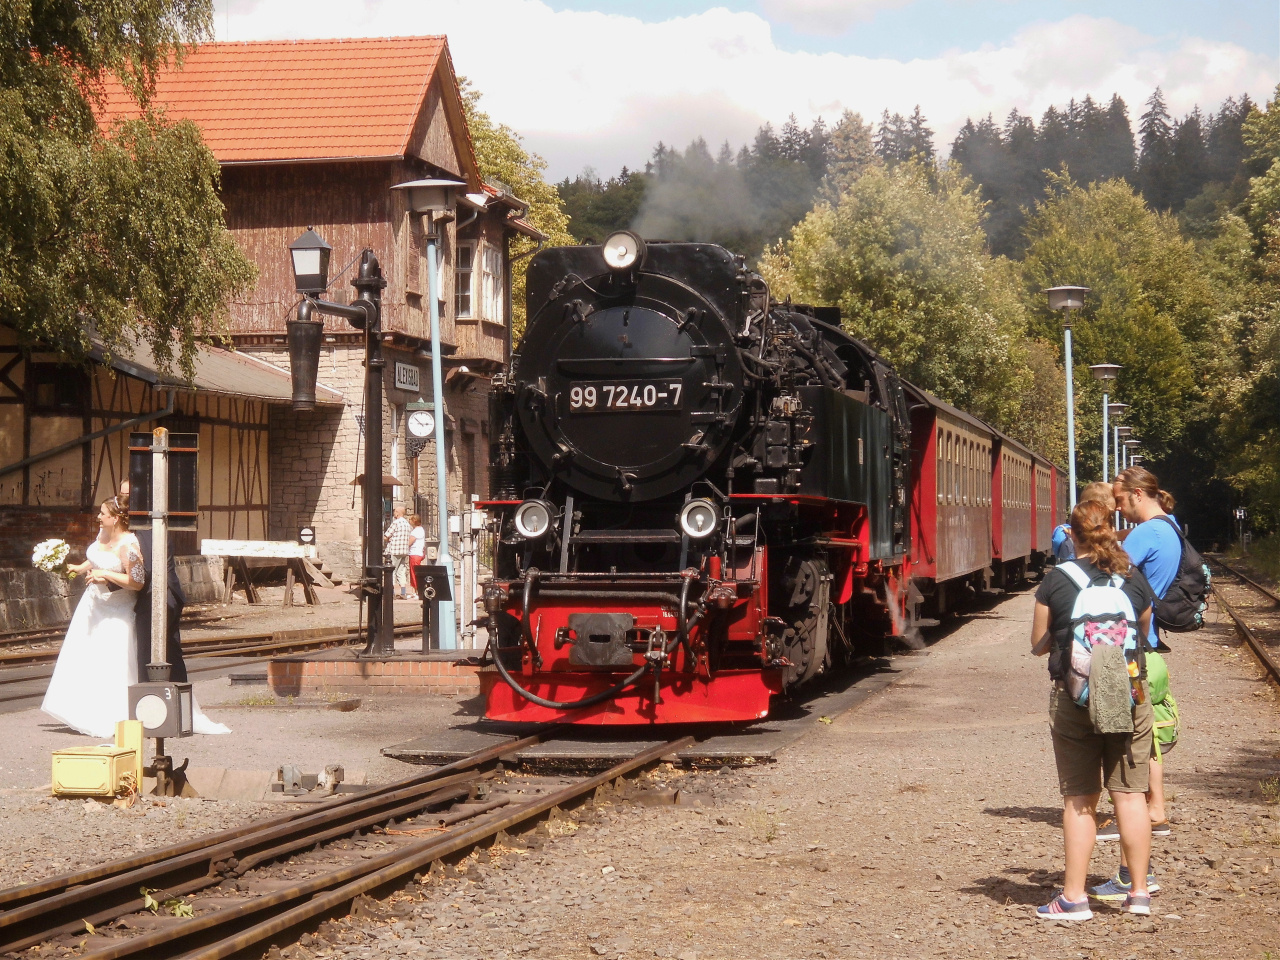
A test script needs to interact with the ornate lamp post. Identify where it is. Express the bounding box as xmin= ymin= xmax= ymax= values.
xmin=391 ymin=178 xmax=463 ymax=650
xmin=1089 ymin=363 xmax=1121 ymax=483
xmin=1045 ymin=286 xmax=1090 ymax=507
xmin=287 ymin=228 xmax=394 ymax=656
